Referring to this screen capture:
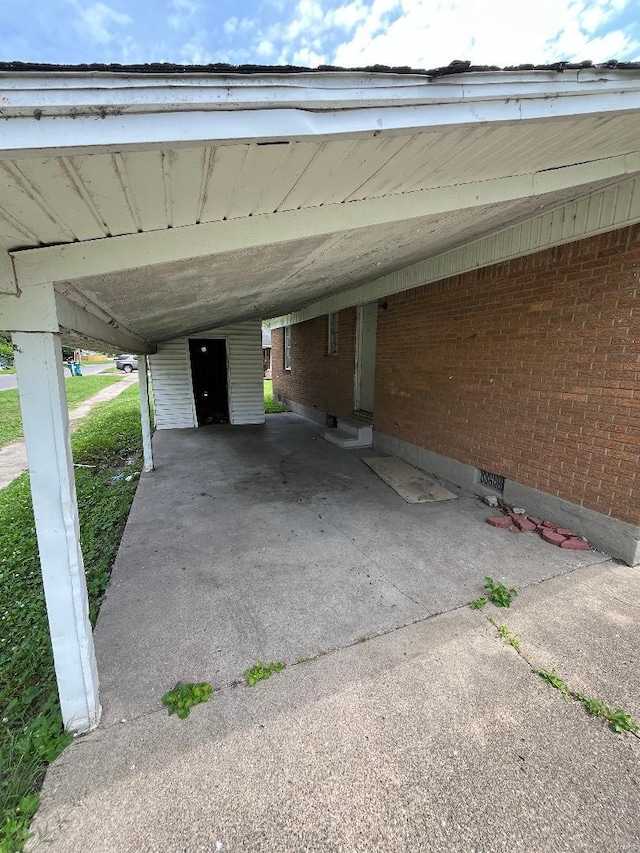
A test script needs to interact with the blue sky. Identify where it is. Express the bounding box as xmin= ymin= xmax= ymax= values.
xmin=1 ymin=0 xmax=639 ymax=68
